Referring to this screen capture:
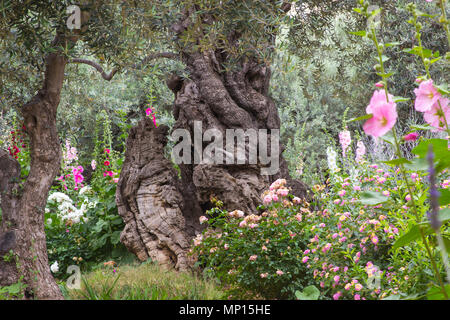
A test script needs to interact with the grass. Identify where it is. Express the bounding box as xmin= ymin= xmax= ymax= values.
xmin=63 ymin=261 xmax=225 ymax=300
